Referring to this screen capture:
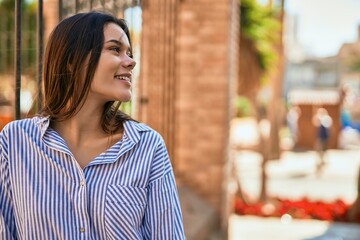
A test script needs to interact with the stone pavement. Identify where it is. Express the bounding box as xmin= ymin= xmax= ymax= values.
xmin=234 ymin=149 xmax=360 ymax=203
xmin=229 ymin=148 xmax=360 ymax=239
